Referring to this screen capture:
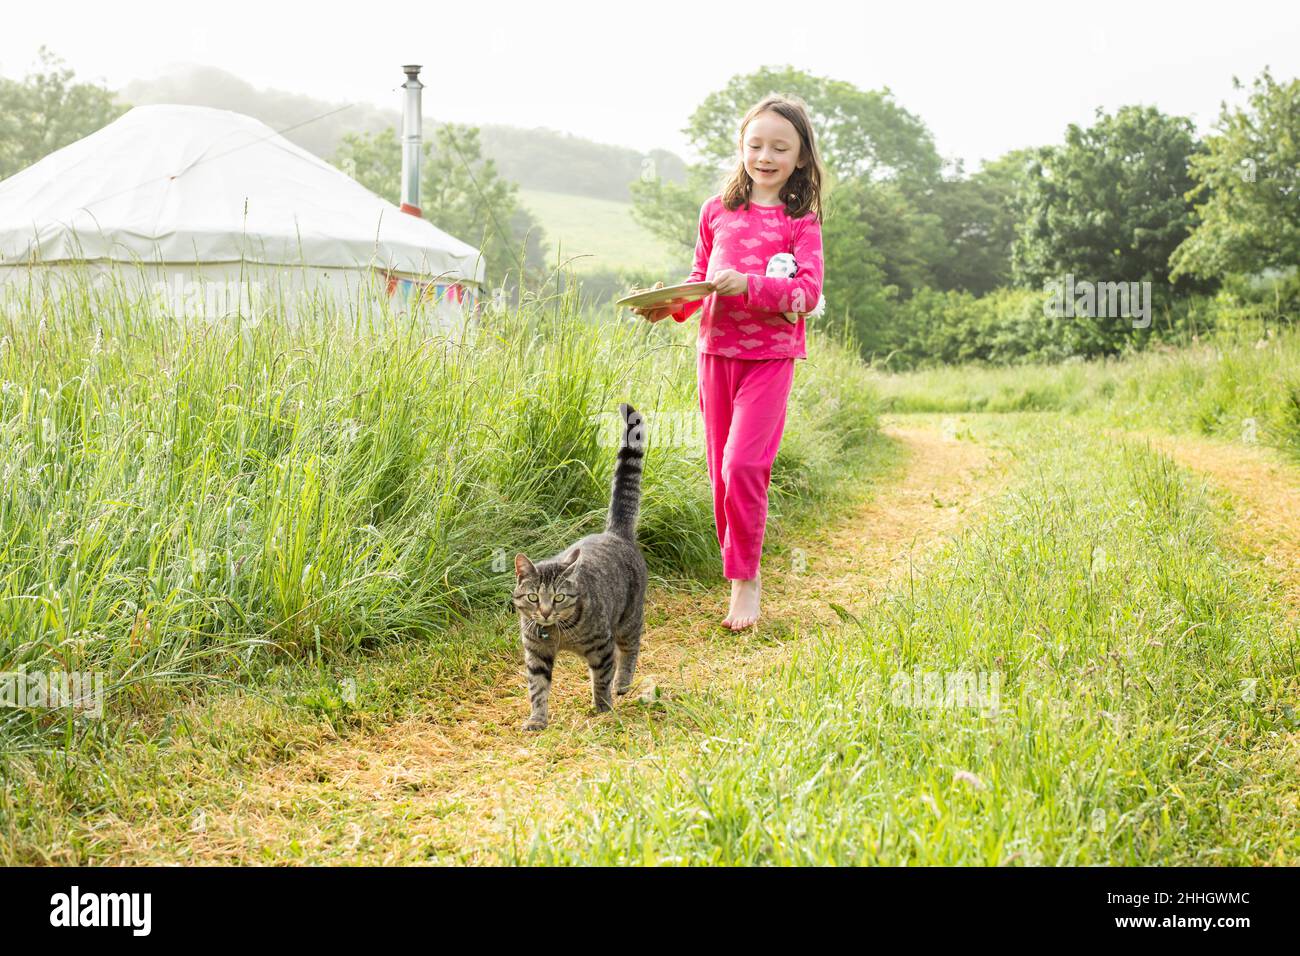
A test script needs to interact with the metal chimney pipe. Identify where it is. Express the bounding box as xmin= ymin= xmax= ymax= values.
xmin=400 ymin=64 xmax=423 ymax=217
